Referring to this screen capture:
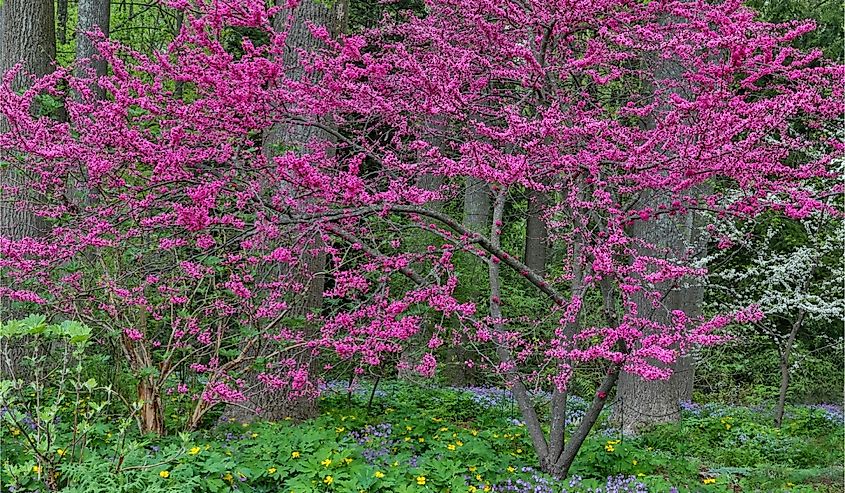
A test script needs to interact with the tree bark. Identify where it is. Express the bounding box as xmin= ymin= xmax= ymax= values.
xmin=221 ymin=0 xmax=347 ymax=423
xmin=0 ymin=0 xmax=55 ymax=83
xmin=614 ymin=209 xmax=702 ymax=434
xmin=75 ymin=0 xmax=111 ymax=101
xmin=612 ymin=23 xmax=703 ymax=433
xmin=524 ymin=189 xmax=549 ymax=276
xmin=138 ymin=378 xmax=165 ymax=435
xmin=0 ymin=0 xmax=56 ymax=379
xmin=463 ymin=177 xmax=490 ymax=234
xmin=57 ymin=0 xmax=69 ymax=45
